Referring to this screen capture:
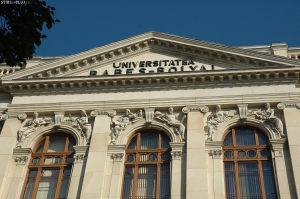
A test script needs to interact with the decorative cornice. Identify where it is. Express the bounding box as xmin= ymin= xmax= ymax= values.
xmin=2 ymin=31 xmax=300 ymax=81
xmin=3 ymin=68 xmax=300 ymax=96
xmin=277 ymin=102 xmax=300 ymax=110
